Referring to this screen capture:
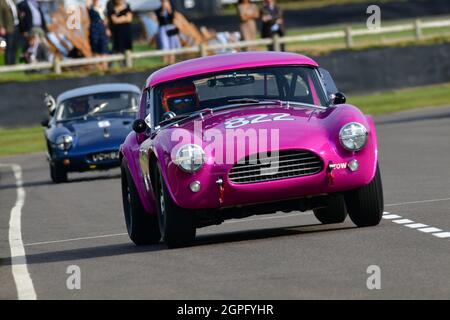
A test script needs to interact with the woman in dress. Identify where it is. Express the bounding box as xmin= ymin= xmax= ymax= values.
xmin=155 ymin=0 xmax=181 ymax=65
xmin=88 ymin=0 xmax=109 ymax=70
xmin=109 ymin=0 xmax=132 ymax=55
xmin=237 ymin=0 xmax=259 ymax=51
